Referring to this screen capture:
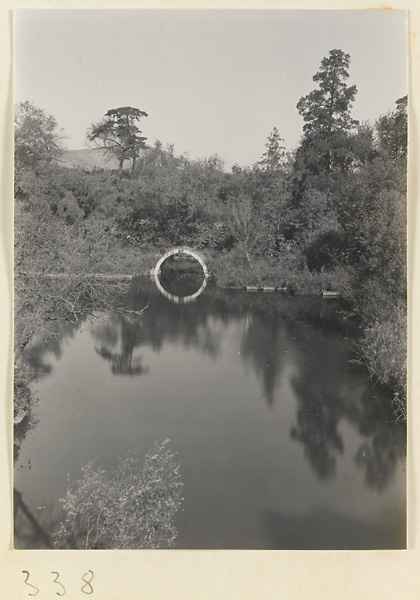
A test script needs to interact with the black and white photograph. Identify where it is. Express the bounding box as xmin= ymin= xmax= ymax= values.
xmin=13 ymin=9 xmax=407 ymax=552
